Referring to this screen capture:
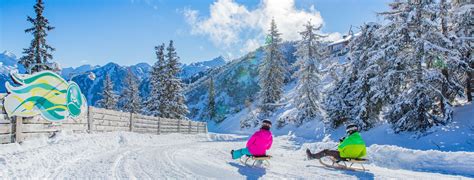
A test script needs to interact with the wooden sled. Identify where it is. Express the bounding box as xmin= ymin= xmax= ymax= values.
xmin=318 ymin=156 xmax=369 ymax=171
xmin=240 ymin=155 xmax=272 ymax=167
